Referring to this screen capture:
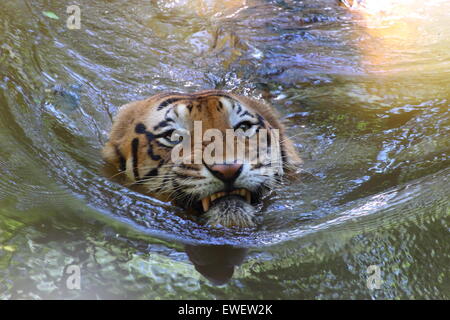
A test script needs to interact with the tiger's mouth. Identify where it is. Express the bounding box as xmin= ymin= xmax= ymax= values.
xmin=200 ymin=188 xmax=252 ymax=212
